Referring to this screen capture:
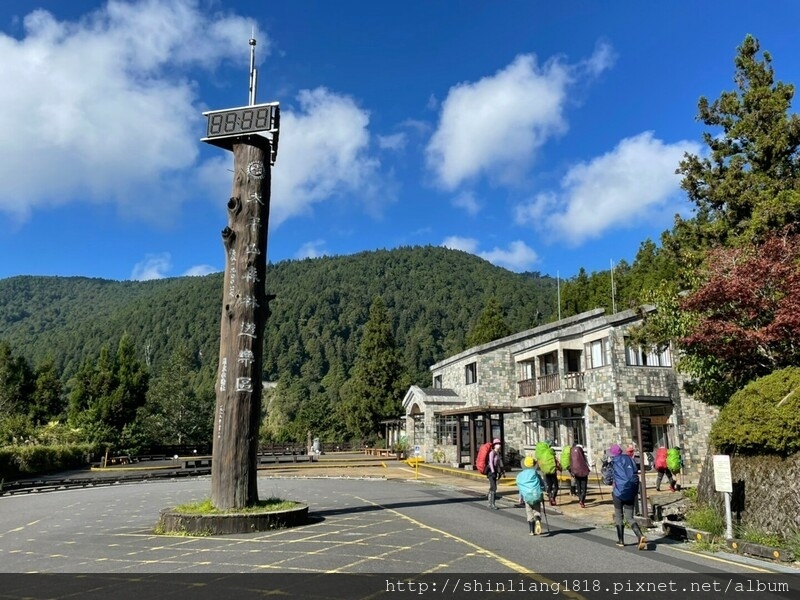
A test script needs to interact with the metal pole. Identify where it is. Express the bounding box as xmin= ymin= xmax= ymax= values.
xmin=593 ymin=464 xmax=605 ymax=501
xmin=636 ymin=416 xmax=650 ymax=523
xmin=724 ymin=491 xmax=734 ymax=540
xmin=248 ymin=35 xmax=257 ymax=106
xmin=540 ymin=497 xmax=550 ymax=535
